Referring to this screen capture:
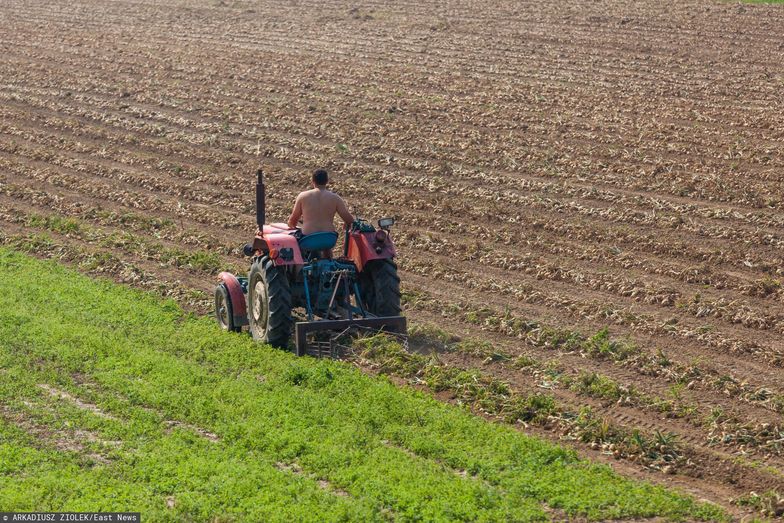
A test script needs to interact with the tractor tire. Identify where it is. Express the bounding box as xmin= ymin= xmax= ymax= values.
xmin=359 ymin=259 xmax=401 ymax=317
xmin=214 ymin=283 xmax=241 ymax=332
xmin=248 ymin=256 xmax=293 ymax=348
